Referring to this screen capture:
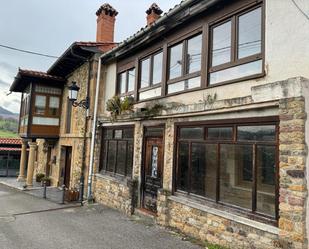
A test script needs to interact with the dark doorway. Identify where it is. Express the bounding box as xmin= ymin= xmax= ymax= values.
xmin=141 ymin=127 xmax=164 ymax=213
xmin=64 ymin=147 xmax=72 ymax=188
